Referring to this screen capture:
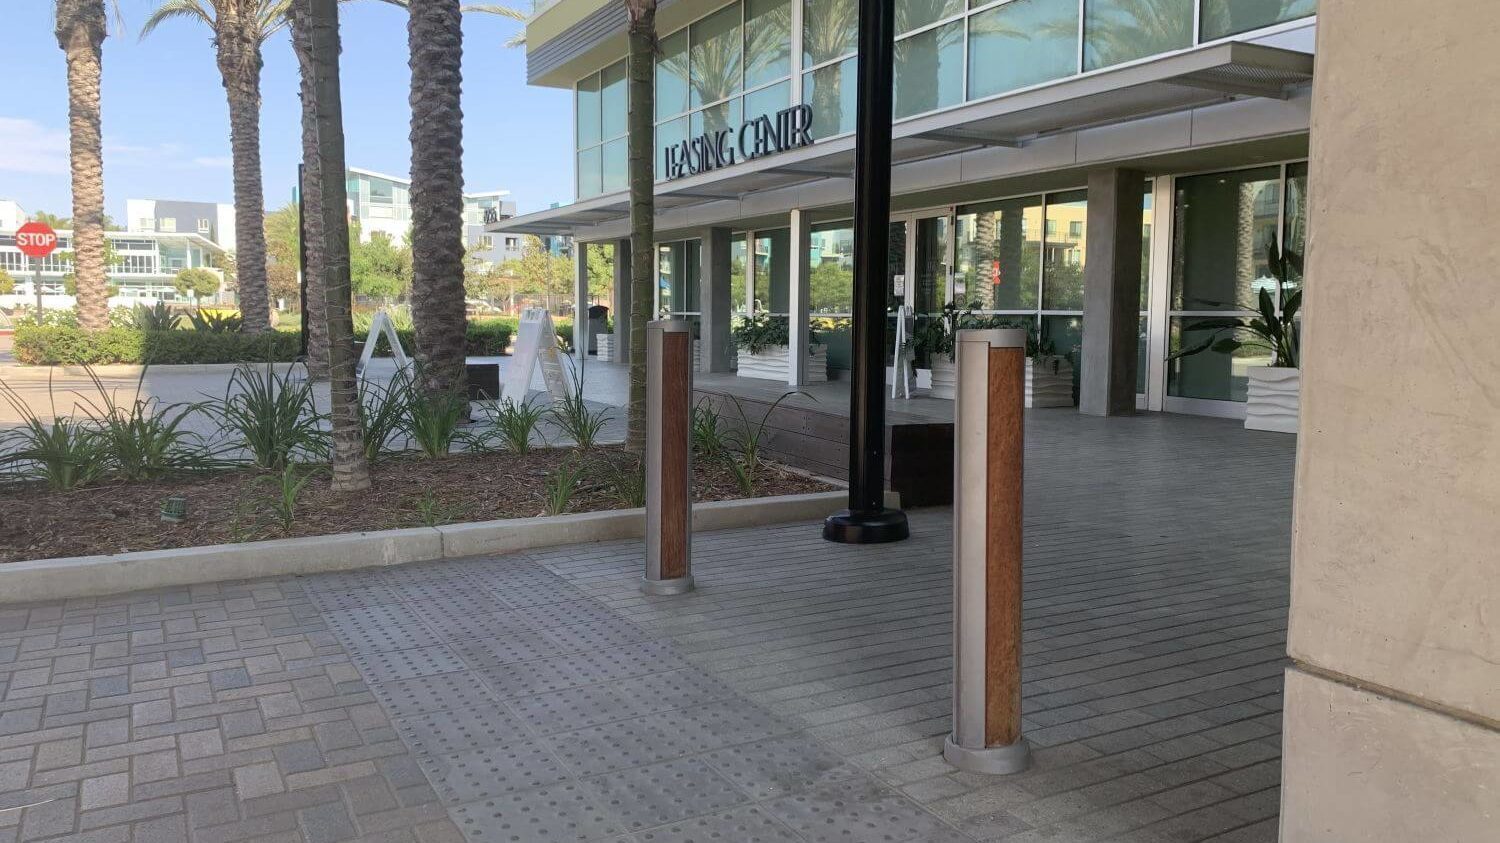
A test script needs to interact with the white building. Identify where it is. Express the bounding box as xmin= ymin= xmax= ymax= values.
xmin=344 ymin=167 xmax=523 ymax=266
xmin=124 ymin=198 xmax=236 ymax=250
